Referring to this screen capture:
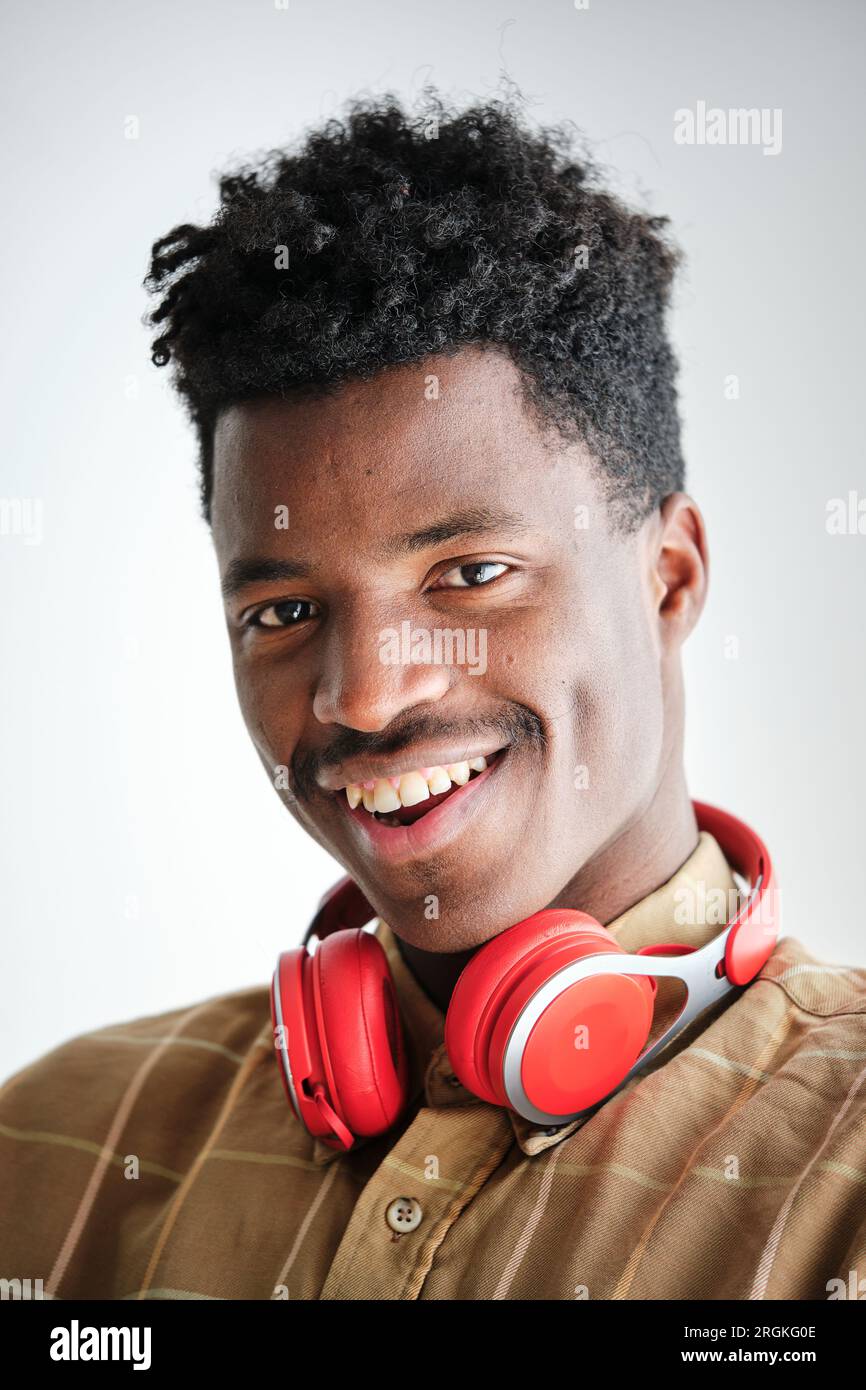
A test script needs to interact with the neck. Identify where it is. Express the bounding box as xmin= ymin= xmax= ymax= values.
xmin=395 ymin=772 xmax=699 ymax=1014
